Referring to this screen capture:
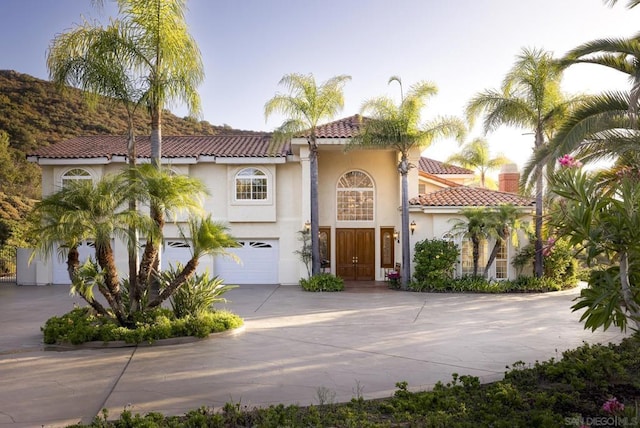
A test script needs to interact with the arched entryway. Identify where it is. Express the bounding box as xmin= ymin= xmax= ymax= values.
xmin=335 ymin=170 xmax=376 ymax=280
